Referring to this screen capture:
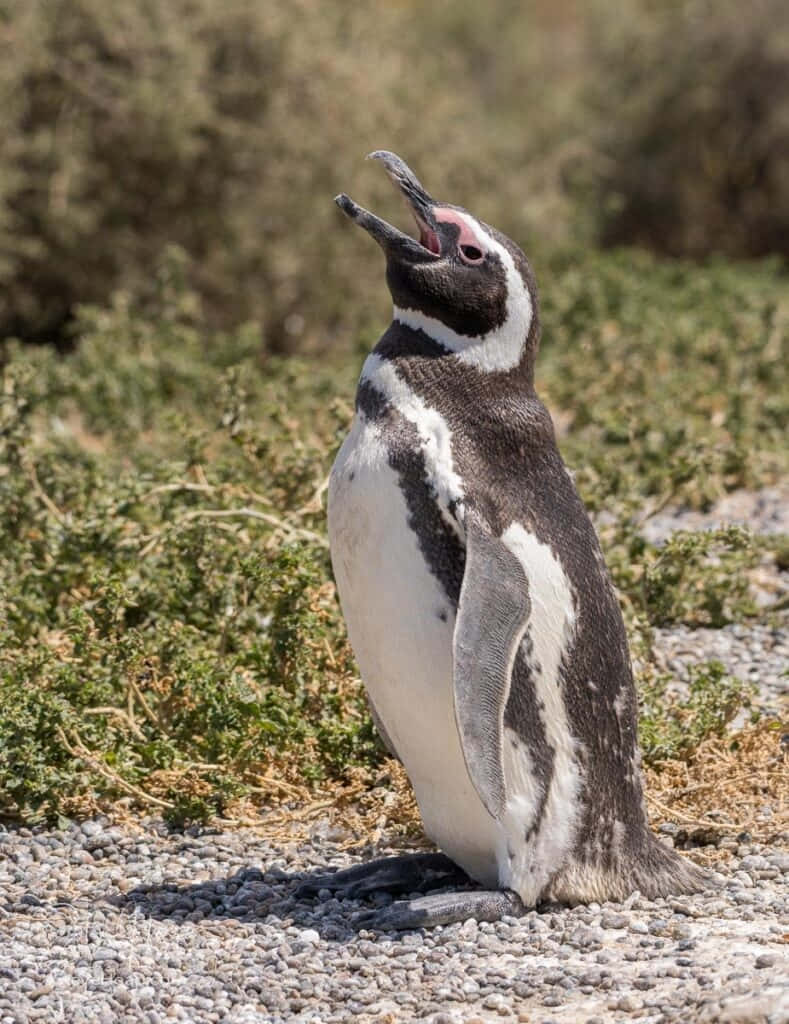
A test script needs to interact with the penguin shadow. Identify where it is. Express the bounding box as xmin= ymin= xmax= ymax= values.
xmin=114 ymin=862 xmax=472 ymax=942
